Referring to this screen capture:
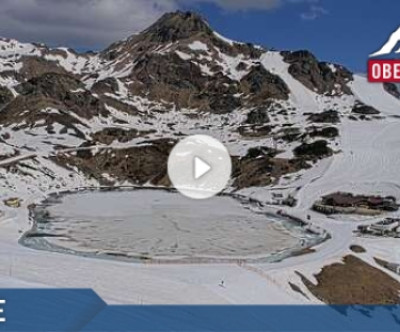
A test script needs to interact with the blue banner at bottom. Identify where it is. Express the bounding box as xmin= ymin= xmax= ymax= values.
xmin=0 ymin=289 xmax=398 ymax=331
